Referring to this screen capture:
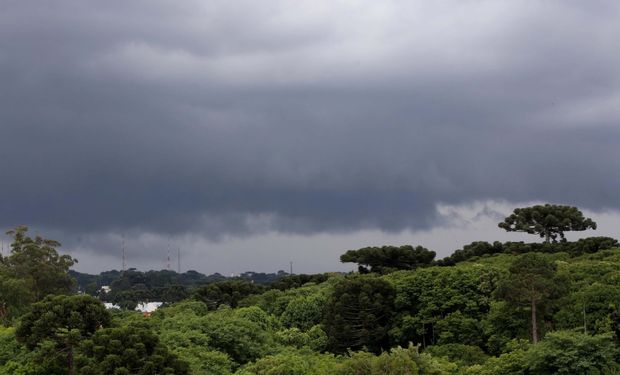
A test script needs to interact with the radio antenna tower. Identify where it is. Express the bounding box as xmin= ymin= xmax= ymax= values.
xmin=121 ymin=234 xmax=126 ymax=272
xmin=166 ymin=238 xmax=171 ymax=270
xmin=177 ymin=247 xmax=181 ymax=273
